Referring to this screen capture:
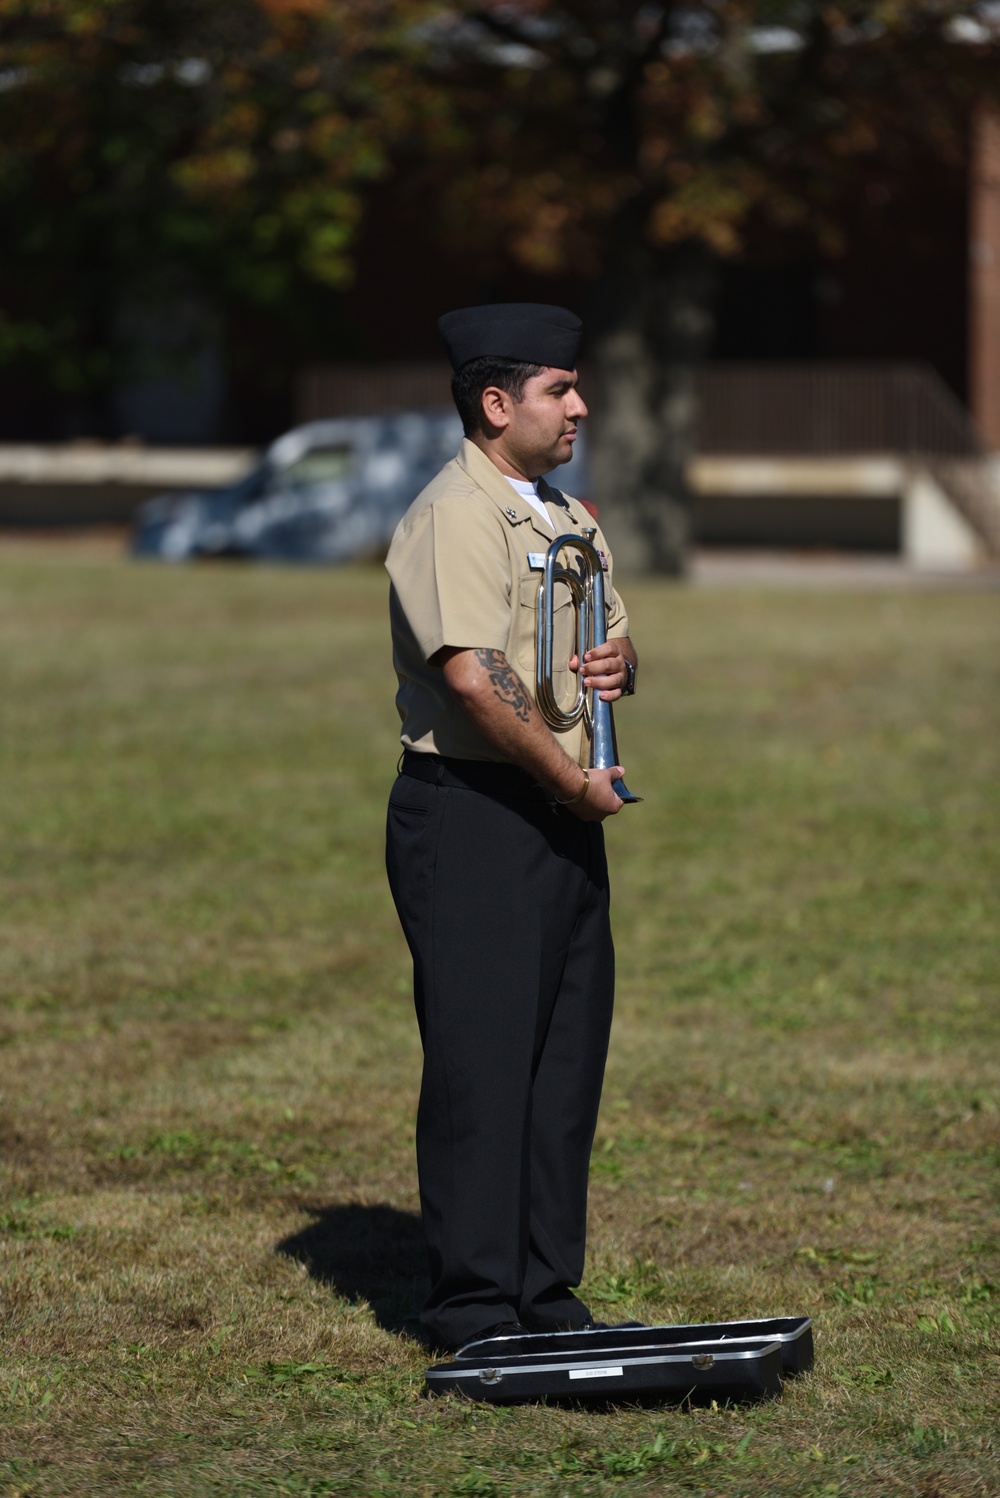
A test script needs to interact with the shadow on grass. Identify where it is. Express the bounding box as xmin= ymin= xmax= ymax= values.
xmin=276 ymin=1203 xmax=428 ymax=1335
